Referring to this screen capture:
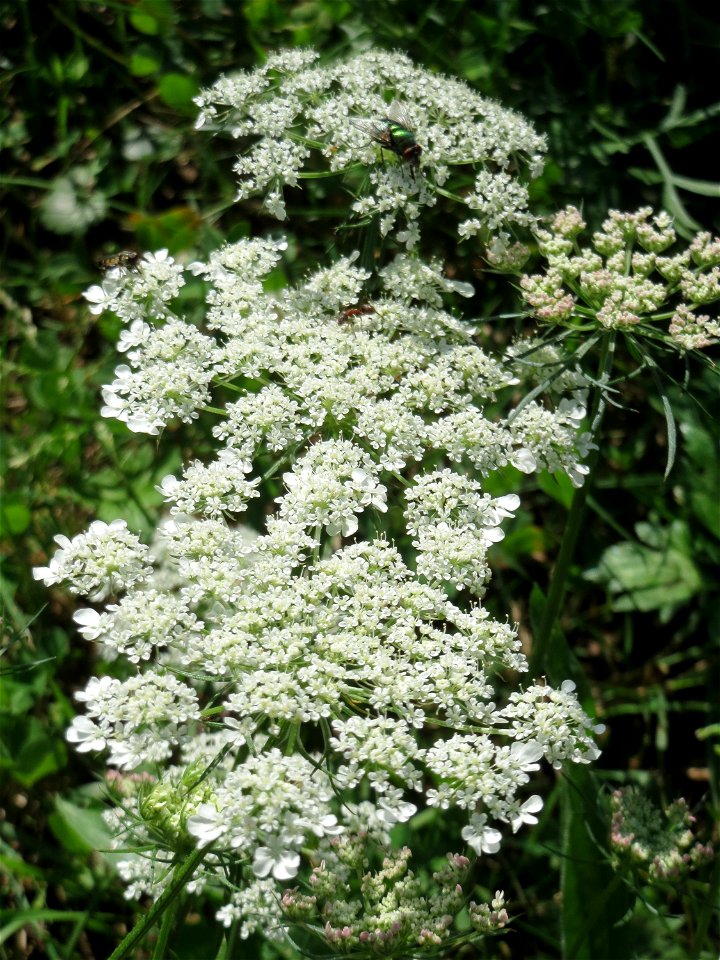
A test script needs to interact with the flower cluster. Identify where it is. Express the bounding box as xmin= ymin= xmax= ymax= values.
xmin=276 ymin=842 xmax=508 ymax=953
xmin=30 ymin=226 xmax=611 ymax=947
xmin=187 ymin=750 xmax=342 ymax=880
xmin=81 ymin=243 xmax=592 ymax=491
xmin=67 ymin=671 xmax=200 ymax=768
xmin=194 ymin=49 xmax=545 ymax=244
xmin=33 ymin=519 xmax=153 ymax=602
xmin=519 ymin=207 xmax=720 ymax=347
xmin=36 ymin=51 xmax=614 ymax=952
xmin=32 ymin=232 xmax=609 ymax=934
xmin=610 ymin=788 xmax=713 ymax=882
